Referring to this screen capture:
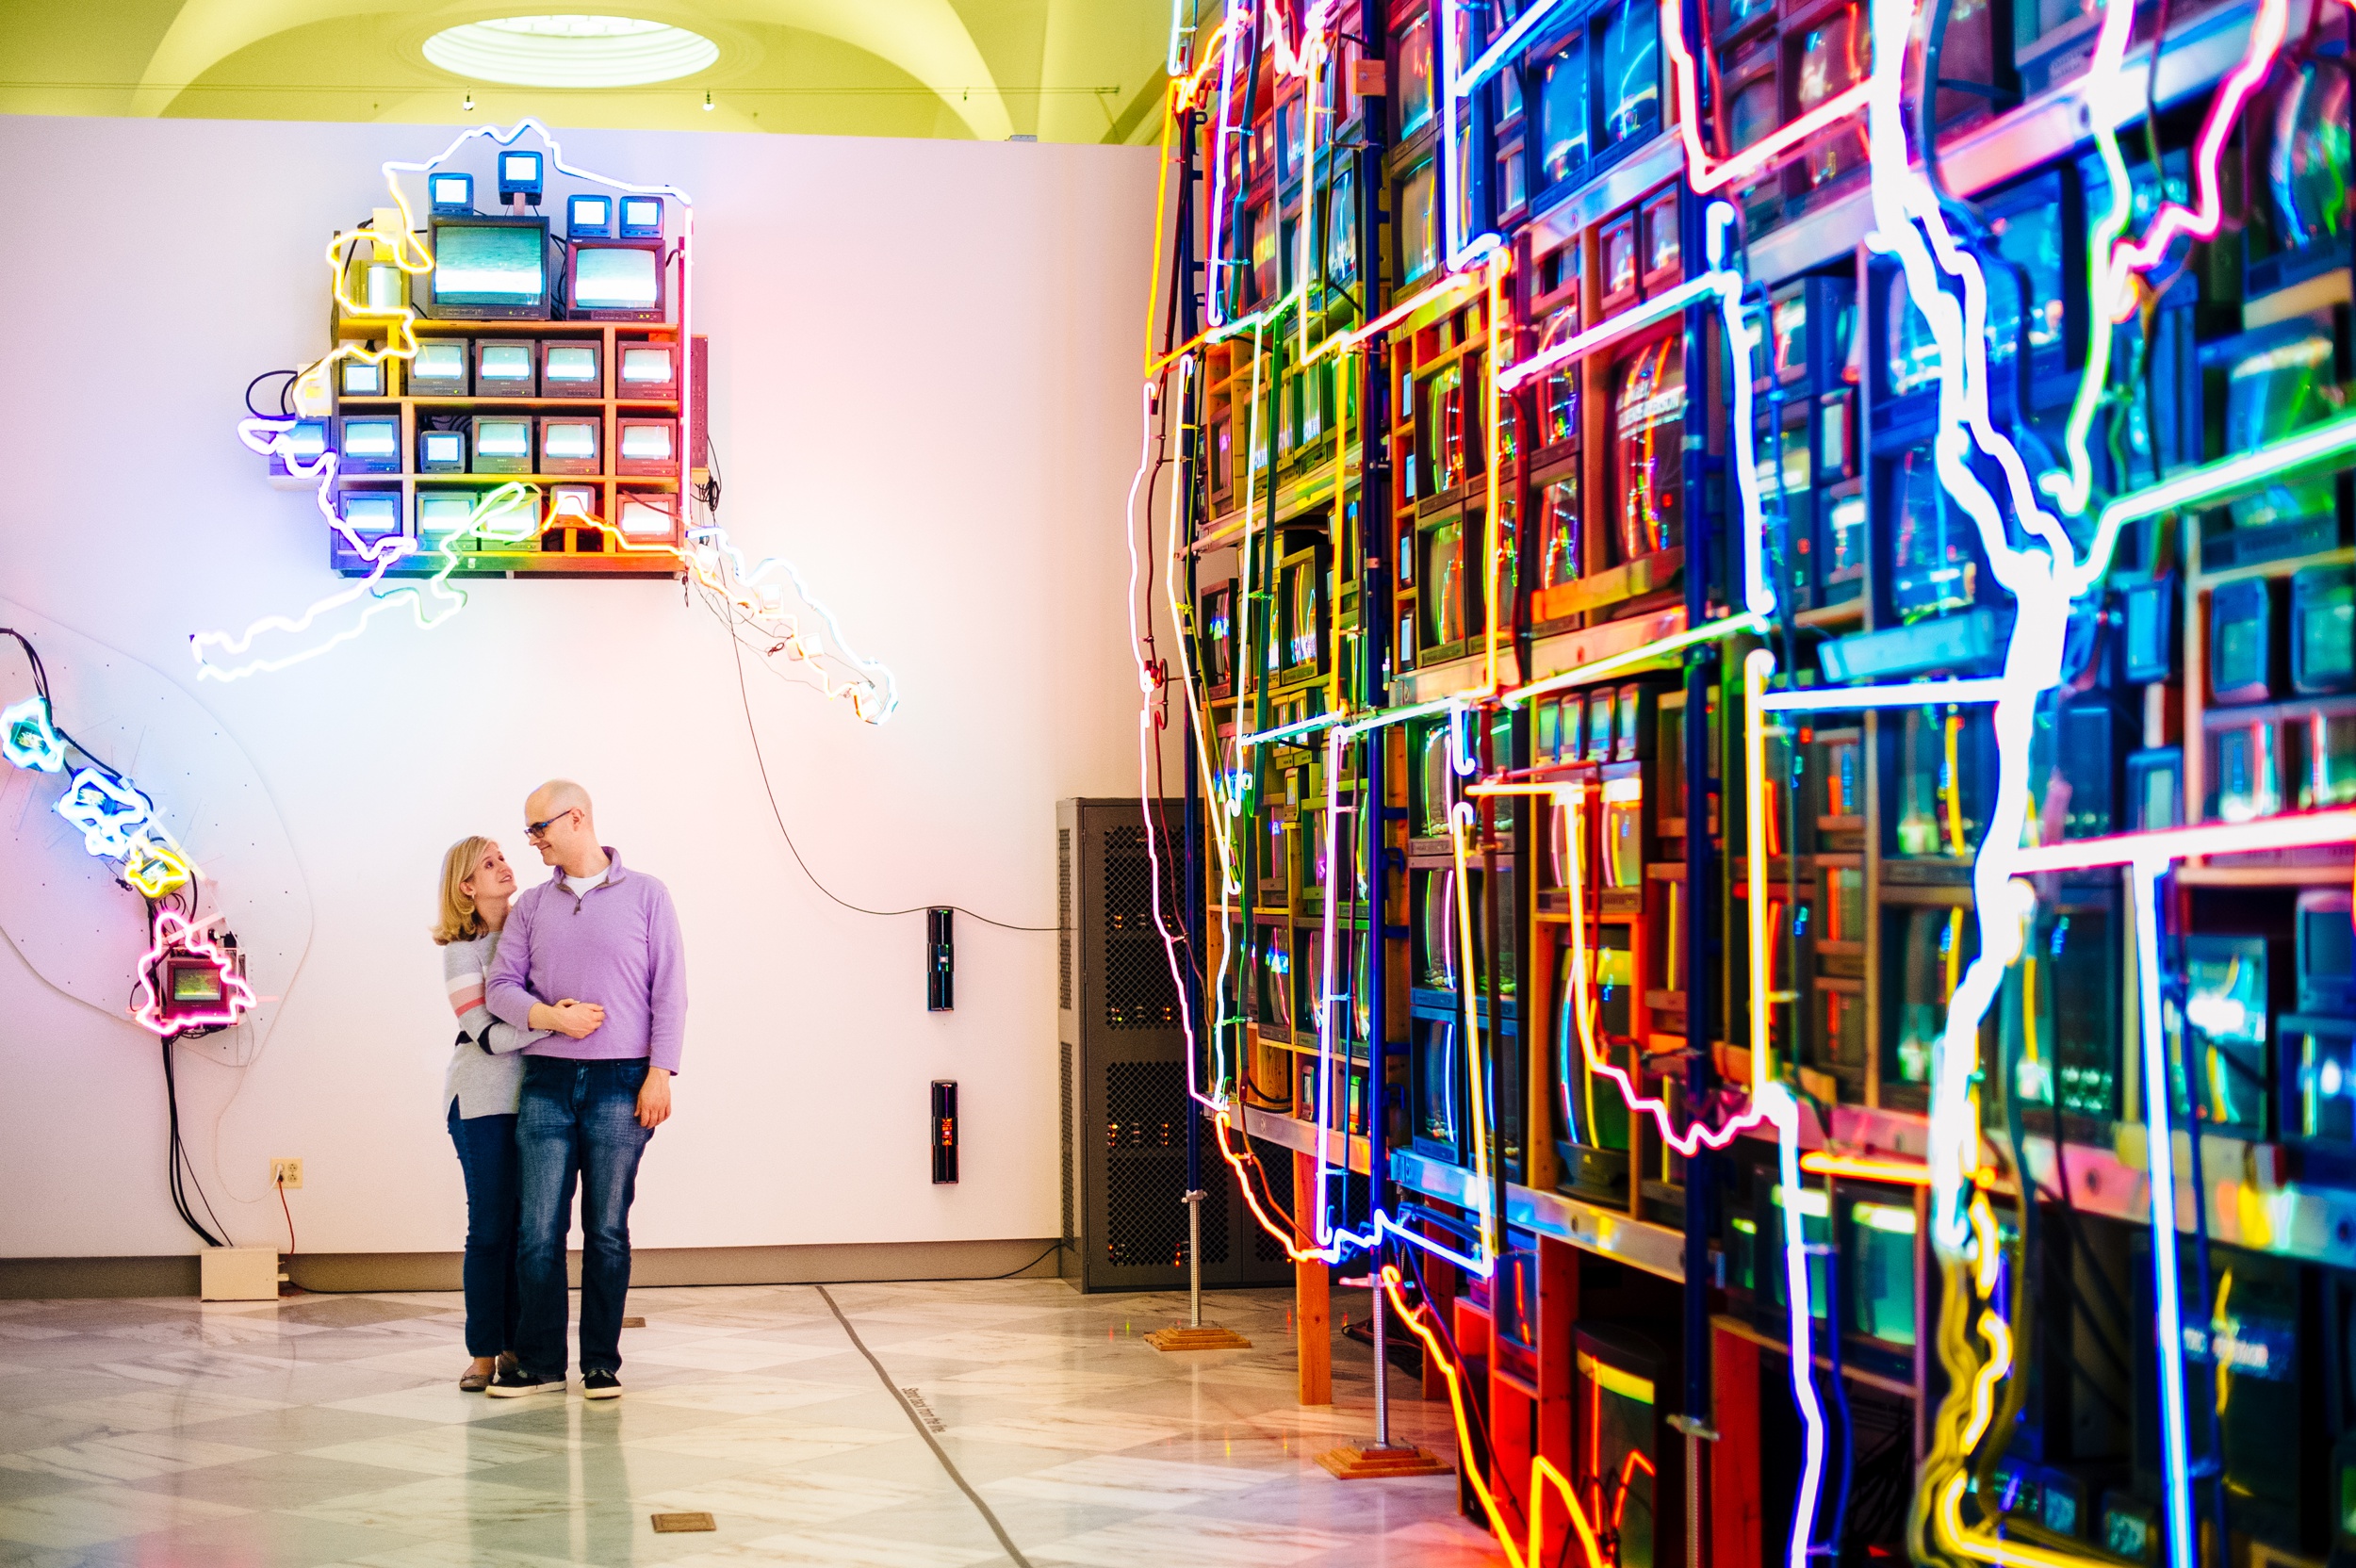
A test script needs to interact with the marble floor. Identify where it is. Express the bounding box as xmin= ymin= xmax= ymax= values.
xmin=0 ymin=1278 xmax=1506 ymax=1567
